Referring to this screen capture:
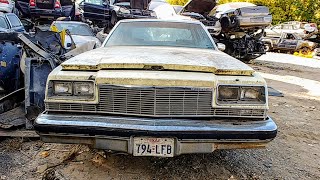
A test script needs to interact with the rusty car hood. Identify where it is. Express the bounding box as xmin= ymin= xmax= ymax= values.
xmin=61 ymin=46 xmax=254 ymax=76
xmin=180 ymin=0 xmax=217 ymax=15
